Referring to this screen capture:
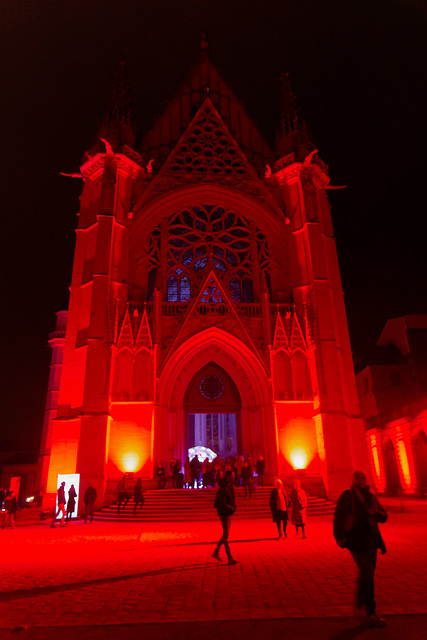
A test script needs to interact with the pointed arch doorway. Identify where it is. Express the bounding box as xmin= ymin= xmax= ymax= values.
xmin=183 ymin=362 xmax=242 ymax=459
